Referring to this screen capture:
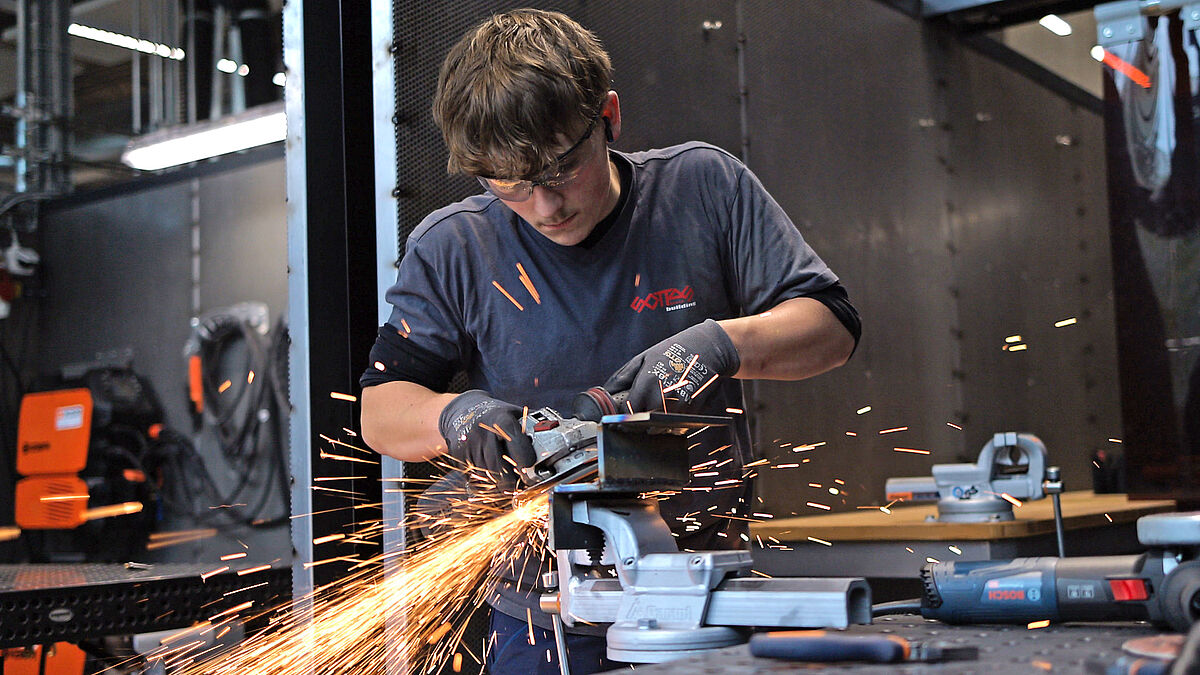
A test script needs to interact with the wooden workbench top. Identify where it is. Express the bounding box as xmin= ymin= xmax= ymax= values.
xmin=751 ymin=491 xmax=1175 ymax=542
